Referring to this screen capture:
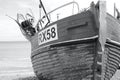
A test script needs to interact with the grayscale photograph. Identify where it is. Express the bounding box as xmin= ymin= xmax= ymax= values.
xmin=0 ymin=0 xmax=120 ymax=80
